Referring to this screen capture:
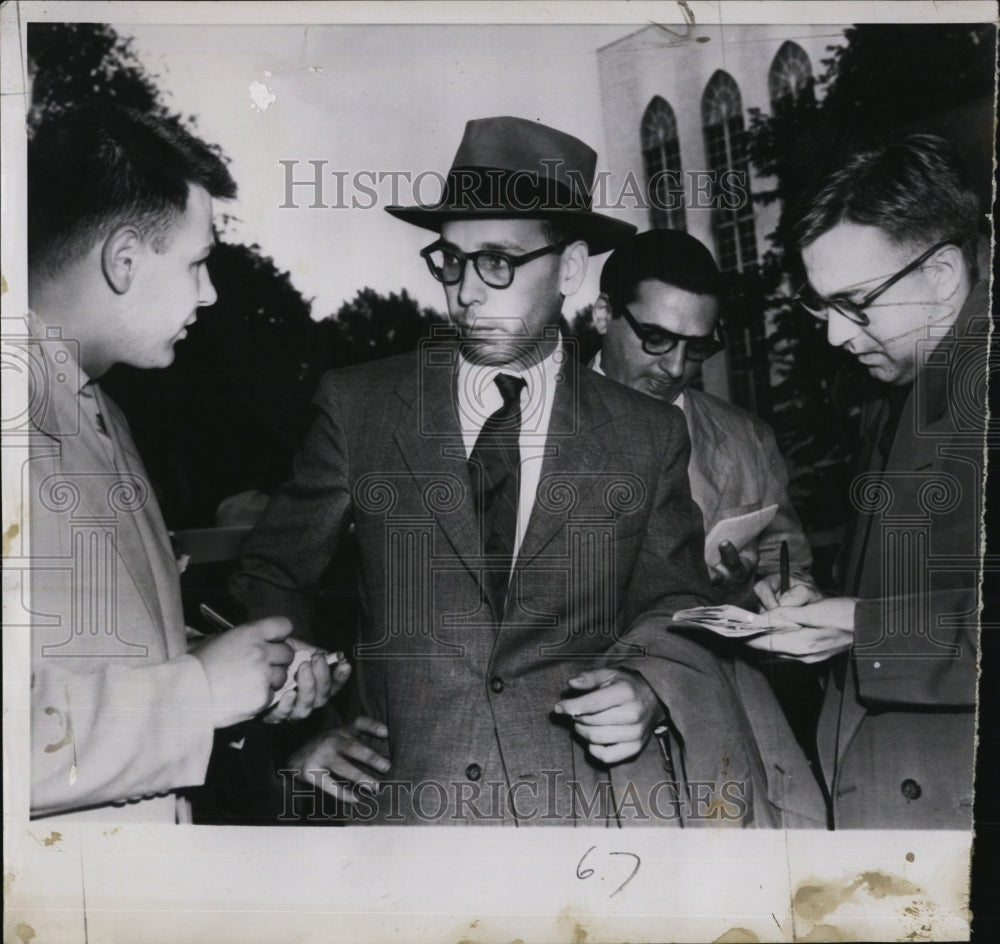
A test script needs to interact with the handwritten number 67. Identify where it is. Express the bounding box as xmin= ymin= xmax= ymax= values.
xmin=576 ymin=845 xmax=641 ymax=898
